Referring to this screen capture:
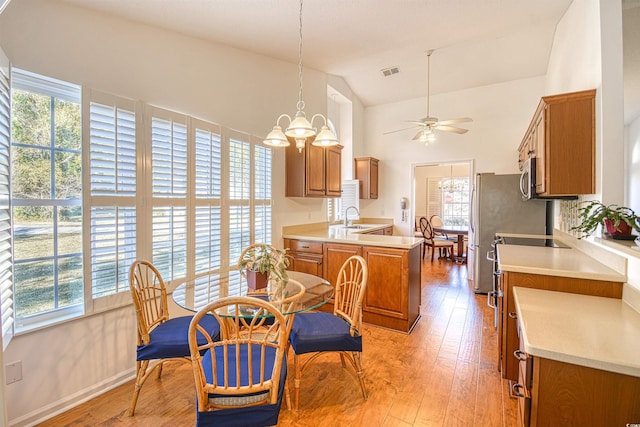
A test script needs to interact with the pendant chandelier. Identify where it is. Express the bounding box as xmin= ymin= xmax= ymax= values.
xmin=438 ymin=164 xmax=464 ymax=193
xmin=263 ymin=0 xmax=339 ymax=153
